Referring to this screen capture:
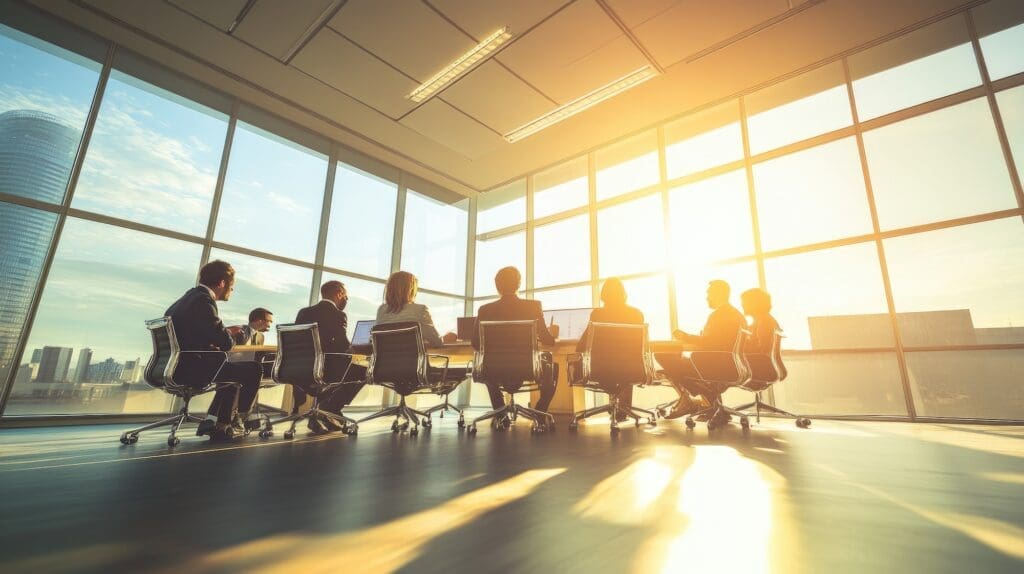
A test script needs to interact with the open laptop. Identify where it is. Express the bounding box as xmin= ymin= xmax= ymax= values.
xmin=456 ymin=316 xmax=477 ymax=342
xmin=350 ymin=319 xmax=375 ymax=352
xmin=542 ymin=308 xmax=593 ymax=341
